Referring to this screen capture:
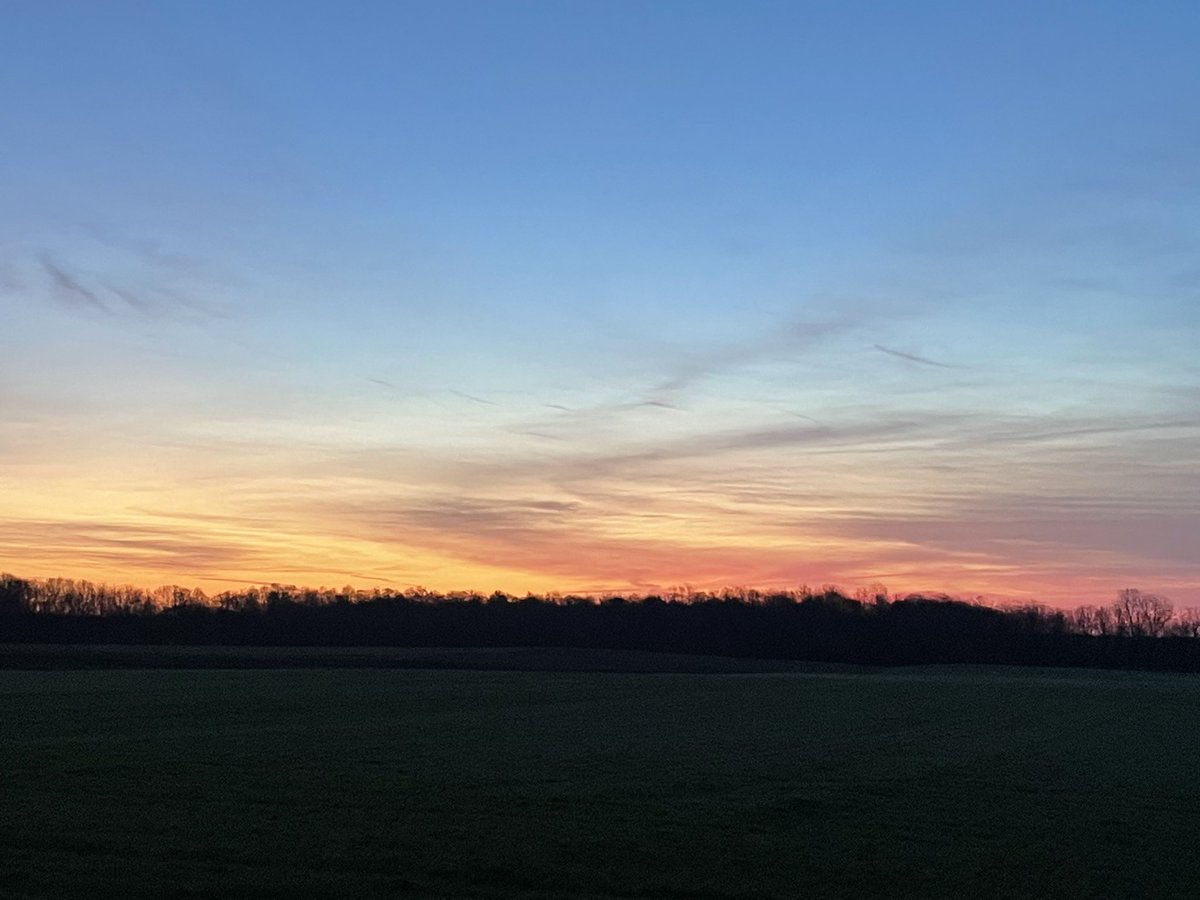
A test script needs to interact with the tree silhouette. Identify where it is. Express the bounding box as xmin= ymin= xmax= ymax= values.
xmin=1113 ymin=588 xmax=1173 ymax=637
xmin=3 ymin=574 xmax=1199 ymax=673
